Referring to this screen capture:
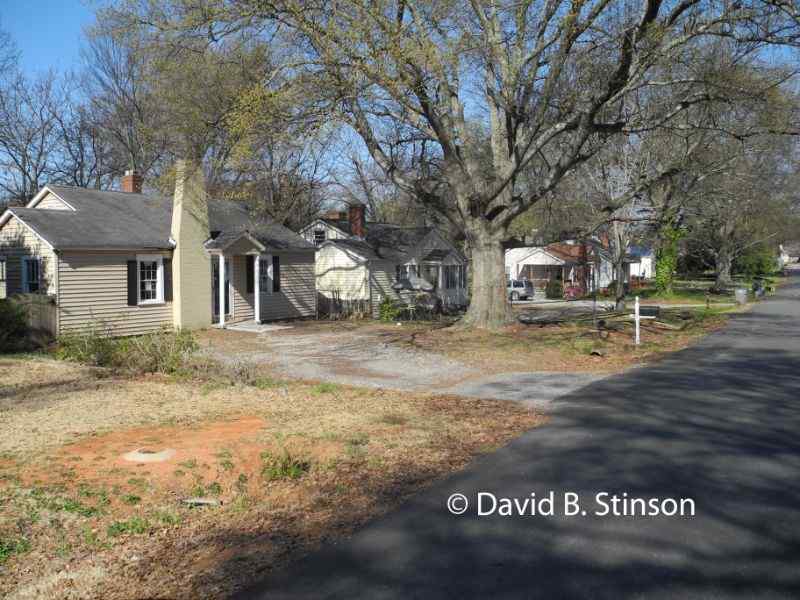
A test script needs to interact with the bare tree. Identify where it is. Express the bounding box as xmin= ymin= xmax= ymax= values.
xmin=82 ymin=29 xmax=168 ymax=180
xmin=49 ymin=81 xmax=120 ymax=189
xmin=0 ymin=73 xmax=60 ymax=204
